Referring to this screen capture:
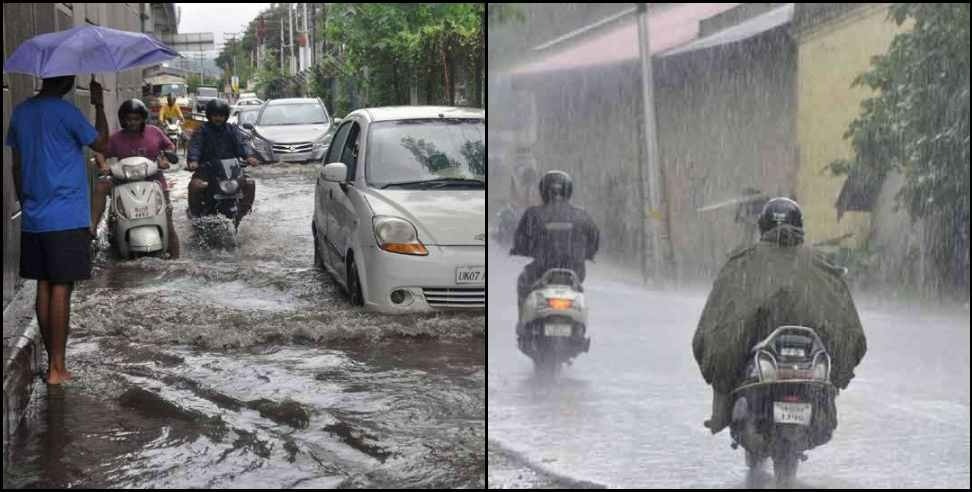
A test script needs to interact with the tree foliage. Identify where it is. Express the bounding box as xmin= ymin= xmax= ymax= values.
xmin=829 ymin=3 xmax=970 ymax=294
